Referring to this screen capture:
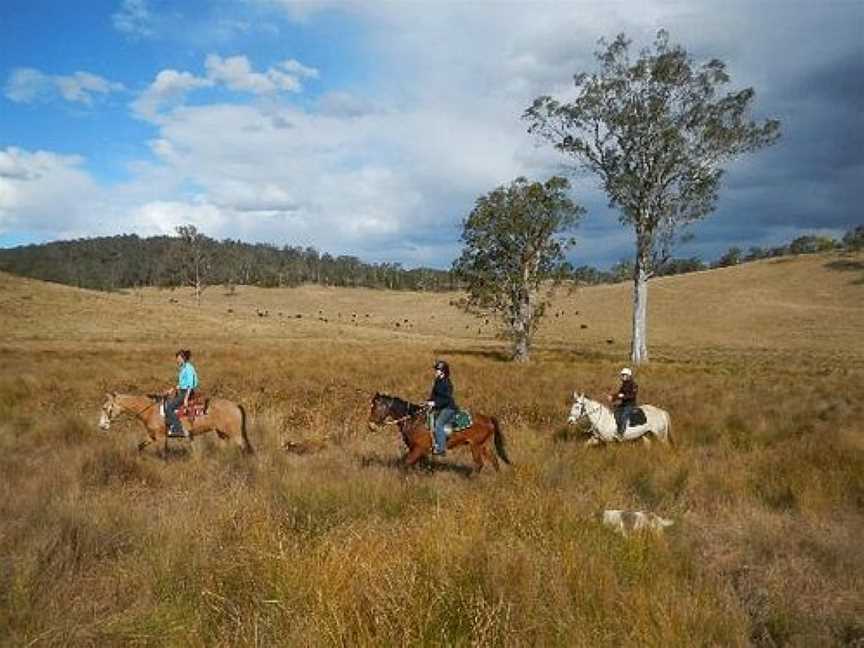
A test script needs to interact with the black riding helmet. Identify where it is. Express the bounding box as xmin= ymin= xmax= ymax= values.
xmin=433 ymin=360 xmax=450 ymax=376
